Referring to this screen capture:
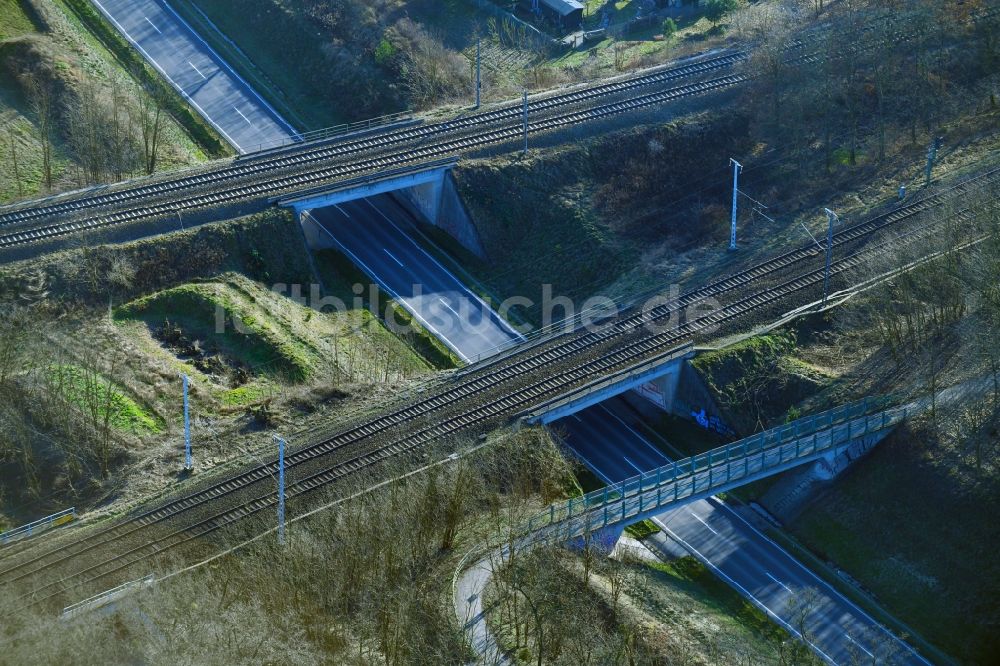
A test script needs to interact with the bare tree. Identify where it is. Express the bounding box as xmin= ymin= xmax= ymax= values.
xmin=136 ymin=86 xmax=164 ymax=175
xmin=26 ymin=77 xmax=55 ymax=191
xmin=7 ymin=125 xmax=23 ymax=197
